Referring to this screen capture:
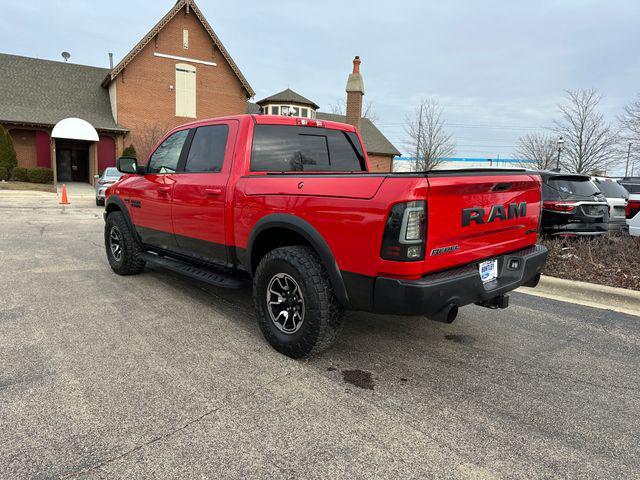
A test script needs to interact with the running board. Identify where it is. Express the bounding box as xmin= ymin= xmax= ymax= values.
xmin=142 ymin=253 xmax=248 ymax=289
